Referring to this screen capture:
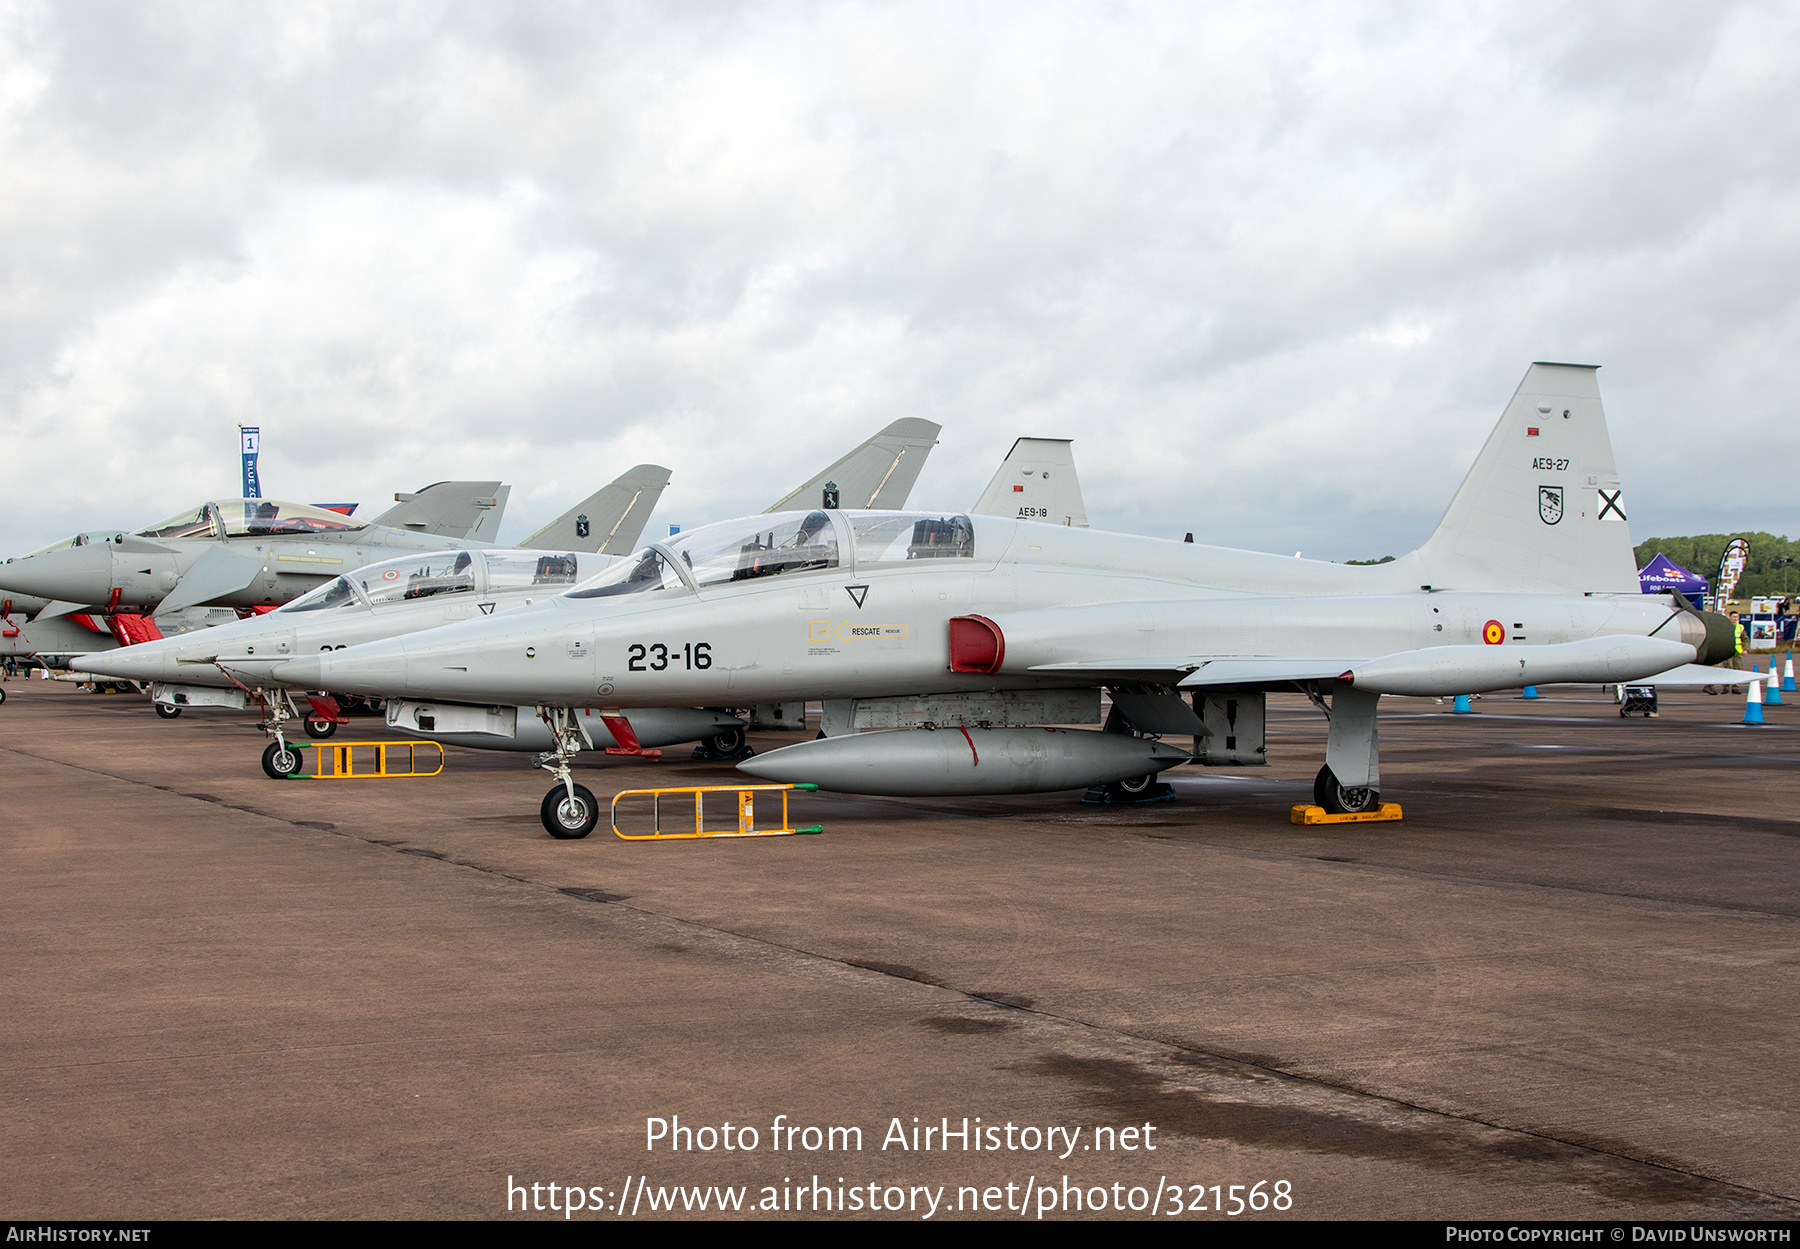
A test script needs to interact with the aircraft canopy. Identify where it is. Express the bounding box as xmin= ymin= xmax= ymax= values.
xmin=279 ymin=549 xmax=592 ymax=614
xmin=566 ymin=510 xmax=977 ymax=598
xmin=136 ymin=499 xmax=369 ymax=540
